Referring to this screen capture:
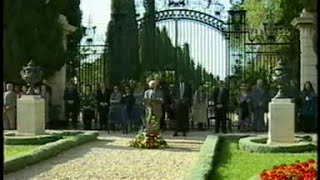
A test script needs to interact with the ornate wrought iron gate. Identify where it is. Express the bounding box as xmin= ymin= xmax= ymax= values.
xmin=68 ymin=0 xmax=296 ymax=105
